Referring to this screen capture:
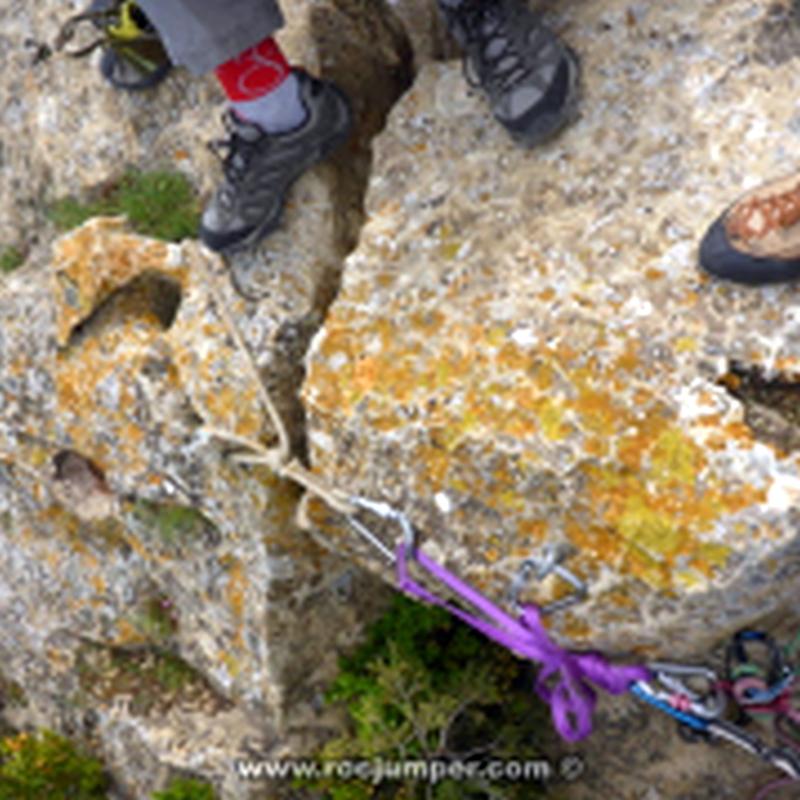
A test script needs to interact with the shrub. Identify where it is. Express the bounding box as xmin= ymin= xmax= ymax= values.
xmin=152 ymin=776 xmax=217 ymax=800
xmin=0 ymin=247 xmax=25 ymax=274
xmin=299 ymin=593 xmax=558 ymax=800
xmin=0 ymin=729 xmax=108 ymax=800
xmin=48 ymin=168 xmax=200 ymax=242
